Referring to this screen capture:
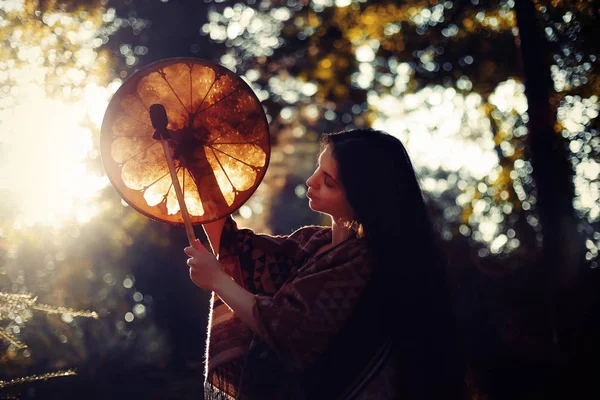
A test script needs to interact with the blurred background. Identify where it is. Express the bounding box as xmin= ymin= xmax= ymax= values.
xmin=0 ymin=0 xmax=598 ymax=398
